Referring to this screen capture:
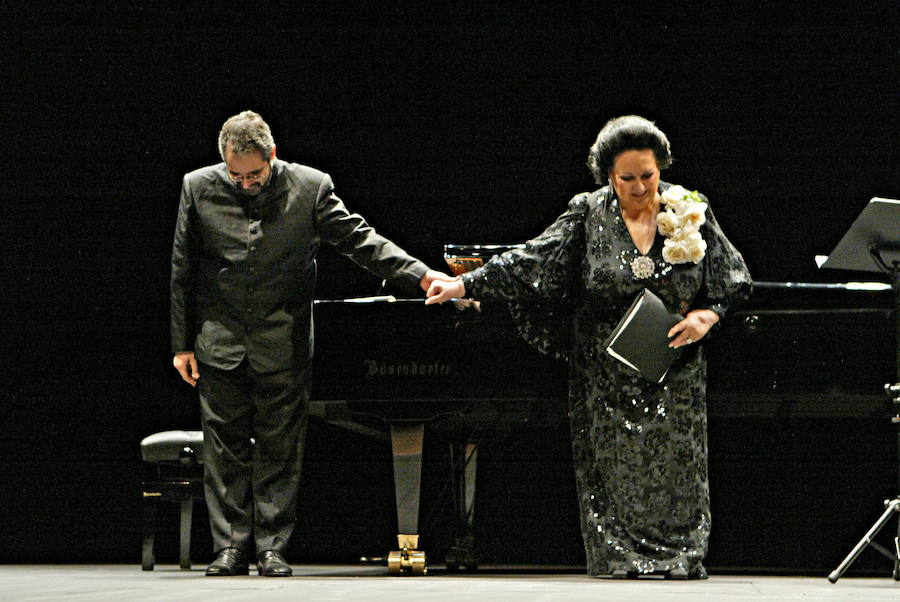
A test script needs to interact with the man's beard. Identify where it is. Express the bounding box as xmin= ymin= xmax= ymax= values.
xmin=237 ymin=183 xmax=263 ymax=197
xmin=235 ymin=165 xmax=272 ymax=197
